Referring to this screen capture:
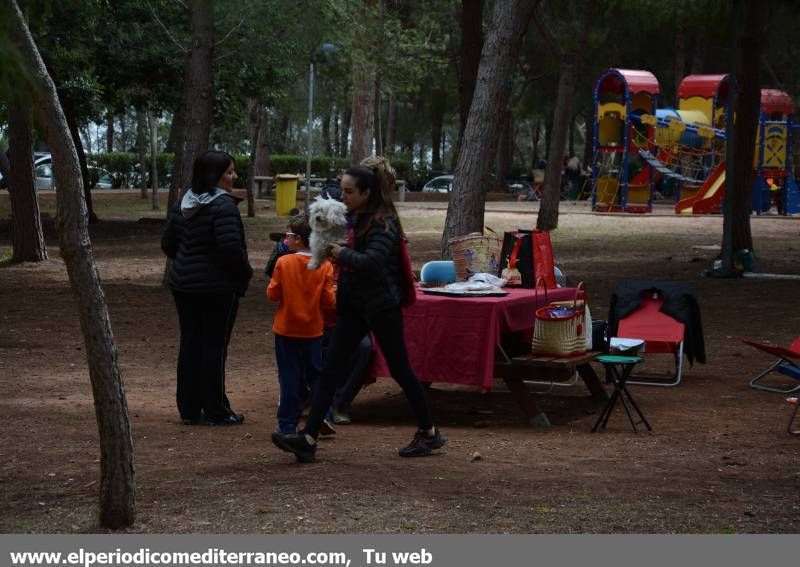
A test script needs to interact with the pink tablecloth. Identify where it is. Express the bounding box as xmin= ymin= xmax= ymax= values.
xmin=370 ymin=286 xmax=578 ymax=390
